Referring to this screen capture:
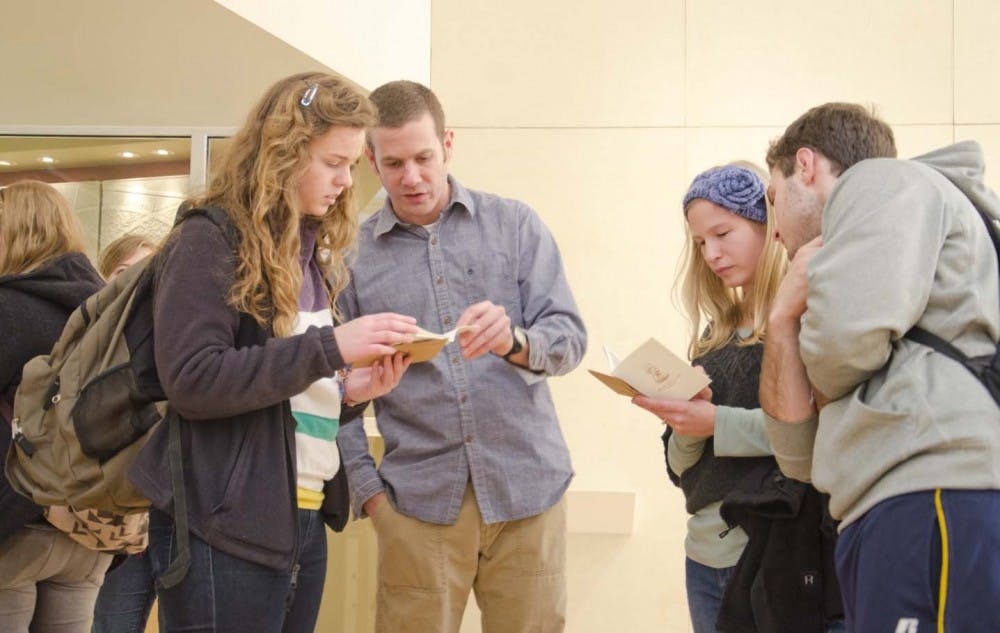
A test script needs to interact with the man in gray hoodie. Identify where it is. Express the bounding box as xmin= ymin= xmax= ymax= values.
xmin=759 ymin=103 xmax=1000 ymax=632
